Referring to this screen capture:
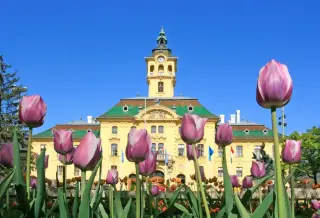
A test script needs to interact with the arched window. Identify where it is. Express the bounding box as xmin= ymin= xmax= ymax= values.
xmin=111 ymin=144 xmax=118 ymax=156
xmin=158 ymin=143 xmax=164 ymax=155
xmin=168 ymin=65 xmax=173 ymax=72
xmin=131 ymin=126 xmax=136 ymax=130
xmin=112 ymin=126 xmax=118 ymax=134
xmin=151 ymin=126 xmax=157 ymax=133
xmin=150 ymin=65 xmax=154 ymax=72
xmin=158 ymin=65 xmax=164 ymax=72
xmin=158 ymin=126 xmax=164 ymax=133
xmin=158 ymin=82 xmax=164 ymax=92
